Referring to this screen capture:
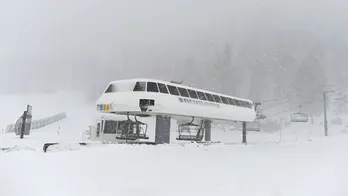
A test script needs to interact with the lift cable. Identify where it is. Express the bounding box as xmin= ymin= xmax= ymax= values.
xmin=261 ymin=99 xmax=294 ymax=112
xmin=261 ymin=94 xmax=297 ymax=104
xmin=259 ymin=86 xmax=348 ymax=105
xmin=261 ymin=94 xmax=322 ymax=112
xmin=266 ymin=105 xmax=302 ymax=119
xmin=265 ymin=99 xmax=322 ymax=119
xmin=257 ymin=87 xmax=348 ymax=120
xmin=260 ymin=92 xmax=317 ymax=104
